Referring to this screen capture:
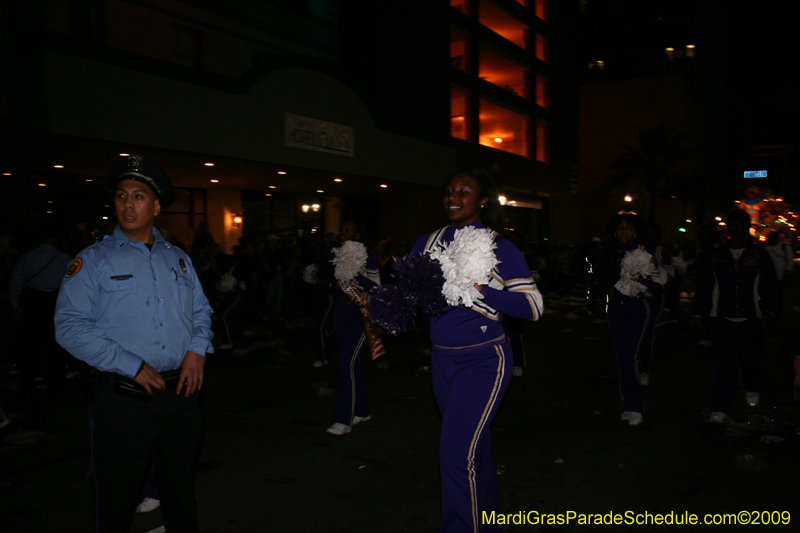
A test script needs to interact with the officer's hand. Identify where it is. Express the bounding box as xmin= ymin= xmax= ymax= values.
xmin=134 ymin=363 xmax=166 ymax=395
xmin=177 ymin=351 xmax=204 ymax=397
